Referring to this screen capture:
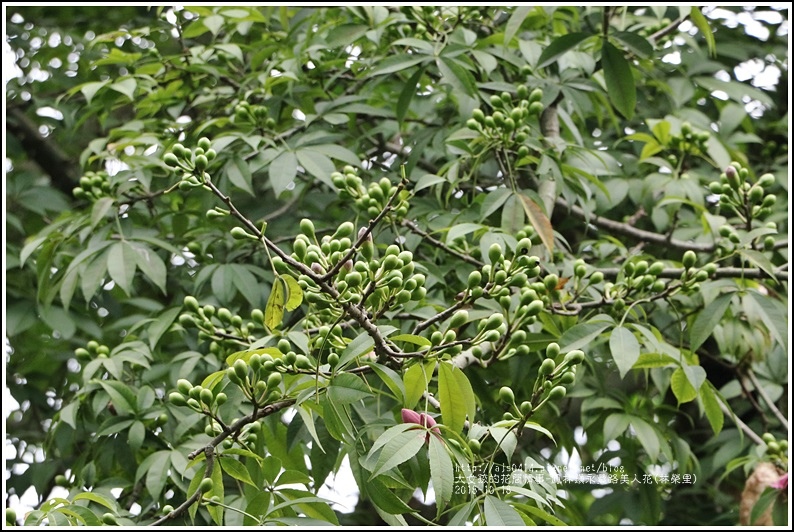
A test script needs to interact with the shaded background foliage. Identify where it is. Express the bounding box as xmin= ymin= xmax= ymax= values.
xmin=4 ymin=5 xmax=789 ymax=526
